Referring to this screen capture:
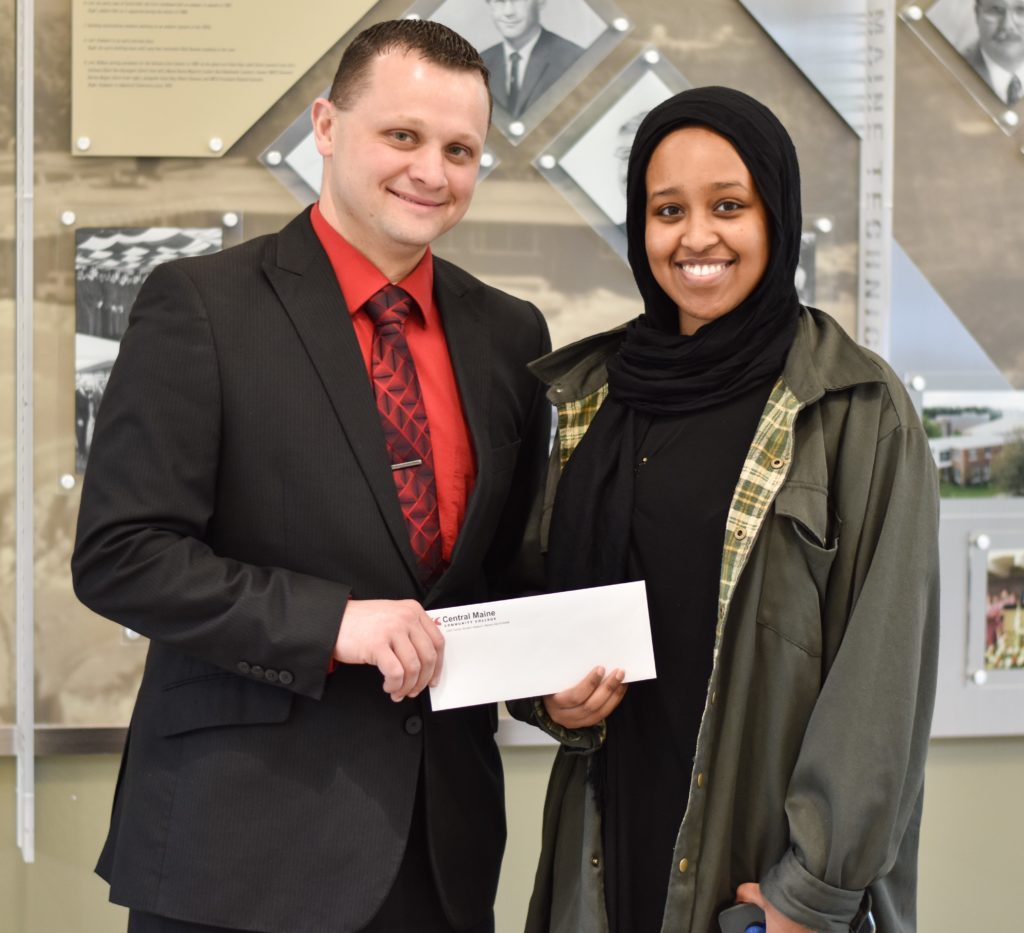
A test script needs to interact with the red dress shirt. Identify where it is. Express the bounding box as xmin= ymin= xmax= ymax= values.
xmin=310 ymin=202 xmax=476 ymax=564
